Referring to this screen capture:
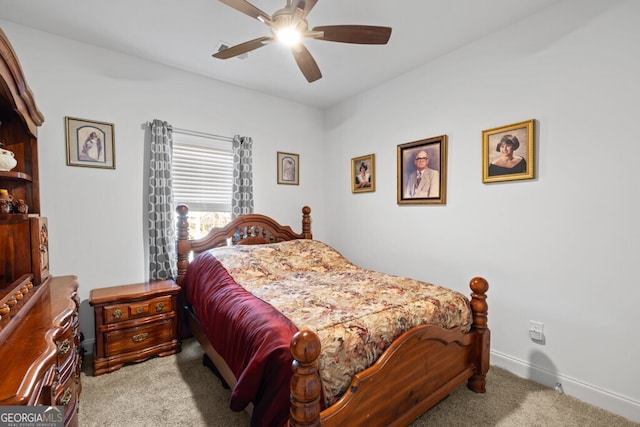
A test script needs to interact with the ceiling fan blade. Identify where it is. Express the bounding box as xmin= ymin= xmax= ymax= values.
xmin=312 ymin=25 xmax=392 ymax=44
xmin=218 ymin=0 xmax=272 ymax=23
xmin=213 ymin=36 xmax=272 ymax=59
xmin=290 ymin=0 xmax=318 ymax=19
xmin=291 ymin=44 xmax=322 ymax=83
